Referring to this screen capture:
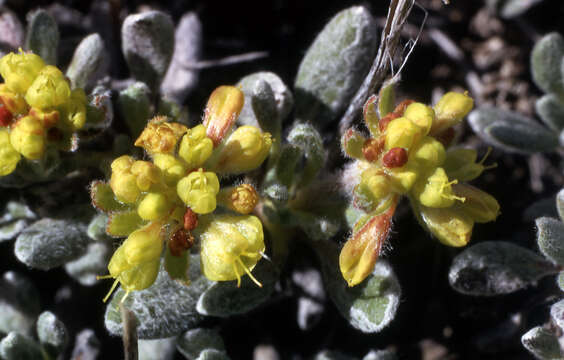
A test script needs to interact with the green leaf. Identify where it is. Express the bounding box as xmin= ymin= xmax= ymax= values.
xmin=521 ymin=326 xmax=563 ymax=360
xmin=536 ymin=217 xmax=564 ymax=265
xmin=0 ymin=332 xmax=44 ymax=360
xmin=287 ymin=123 xmax=326 ymax=188
xmin=250 ymin=80 xmax=280 ymax=137
xmin=66 ymin=33 xmax=107 ymax=89
xmin=196 ymin=260 xmax=277 ymax=317
xmin=122 ymin=11 xmax=174 ymax=89
xmin=25 ymin=9 xmax=59 ymax=65
xmin=36 ymin=311 xmax=68 ymax=357
xmin=0 ymin=272 xmax=40 ymax=336
xmin=378 ymin=81 xmax=396 ymax=118
xmin=90 ymin=181 xmax=129 ymax=213
xmin=468 ymin=107 xmax=558 ymax=153
xmin=314 ymin=241 xmax=400 ymax=333
xmin=294 ymin=6 xmax=377 ymax=127
xmin=107 ymin=210 xmax=145 ymax=237
xmin=238 ymin=72 xmax=294 ymax=127
xmin=14 ymin=218 xmax=89 ymax=270
xmin=164 ymin=246 xmax=190 ymax=285
xmin=449 ymin=241 xmax=559 ymax=296
xmin=551 ymin=299 xmax=564 ymax=331
xmin=274 ymin=144 xmax=302 ymax=189
xmin=105 ymin=255 xmax=212 ymax=339
xmin=536 ymin=94 xmax=564 ymax=132
xmin=177 ymin=328 xmax=228 ymax=360
xmin=290 ymin=209 xmax=340 ymax=241
xmin=531 ymin=32 xmax=564 ymax=96
xmin=118 ymin=82 xmax=152 ymax=137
